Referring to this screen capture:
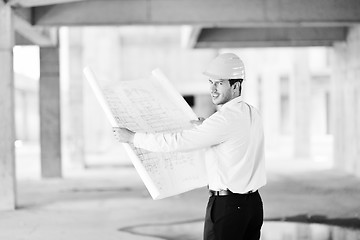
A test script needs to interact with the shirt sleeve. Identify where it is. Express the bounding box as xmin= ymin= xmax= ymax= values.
xmin=133 ymin=111 xmax=233 ymax=152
